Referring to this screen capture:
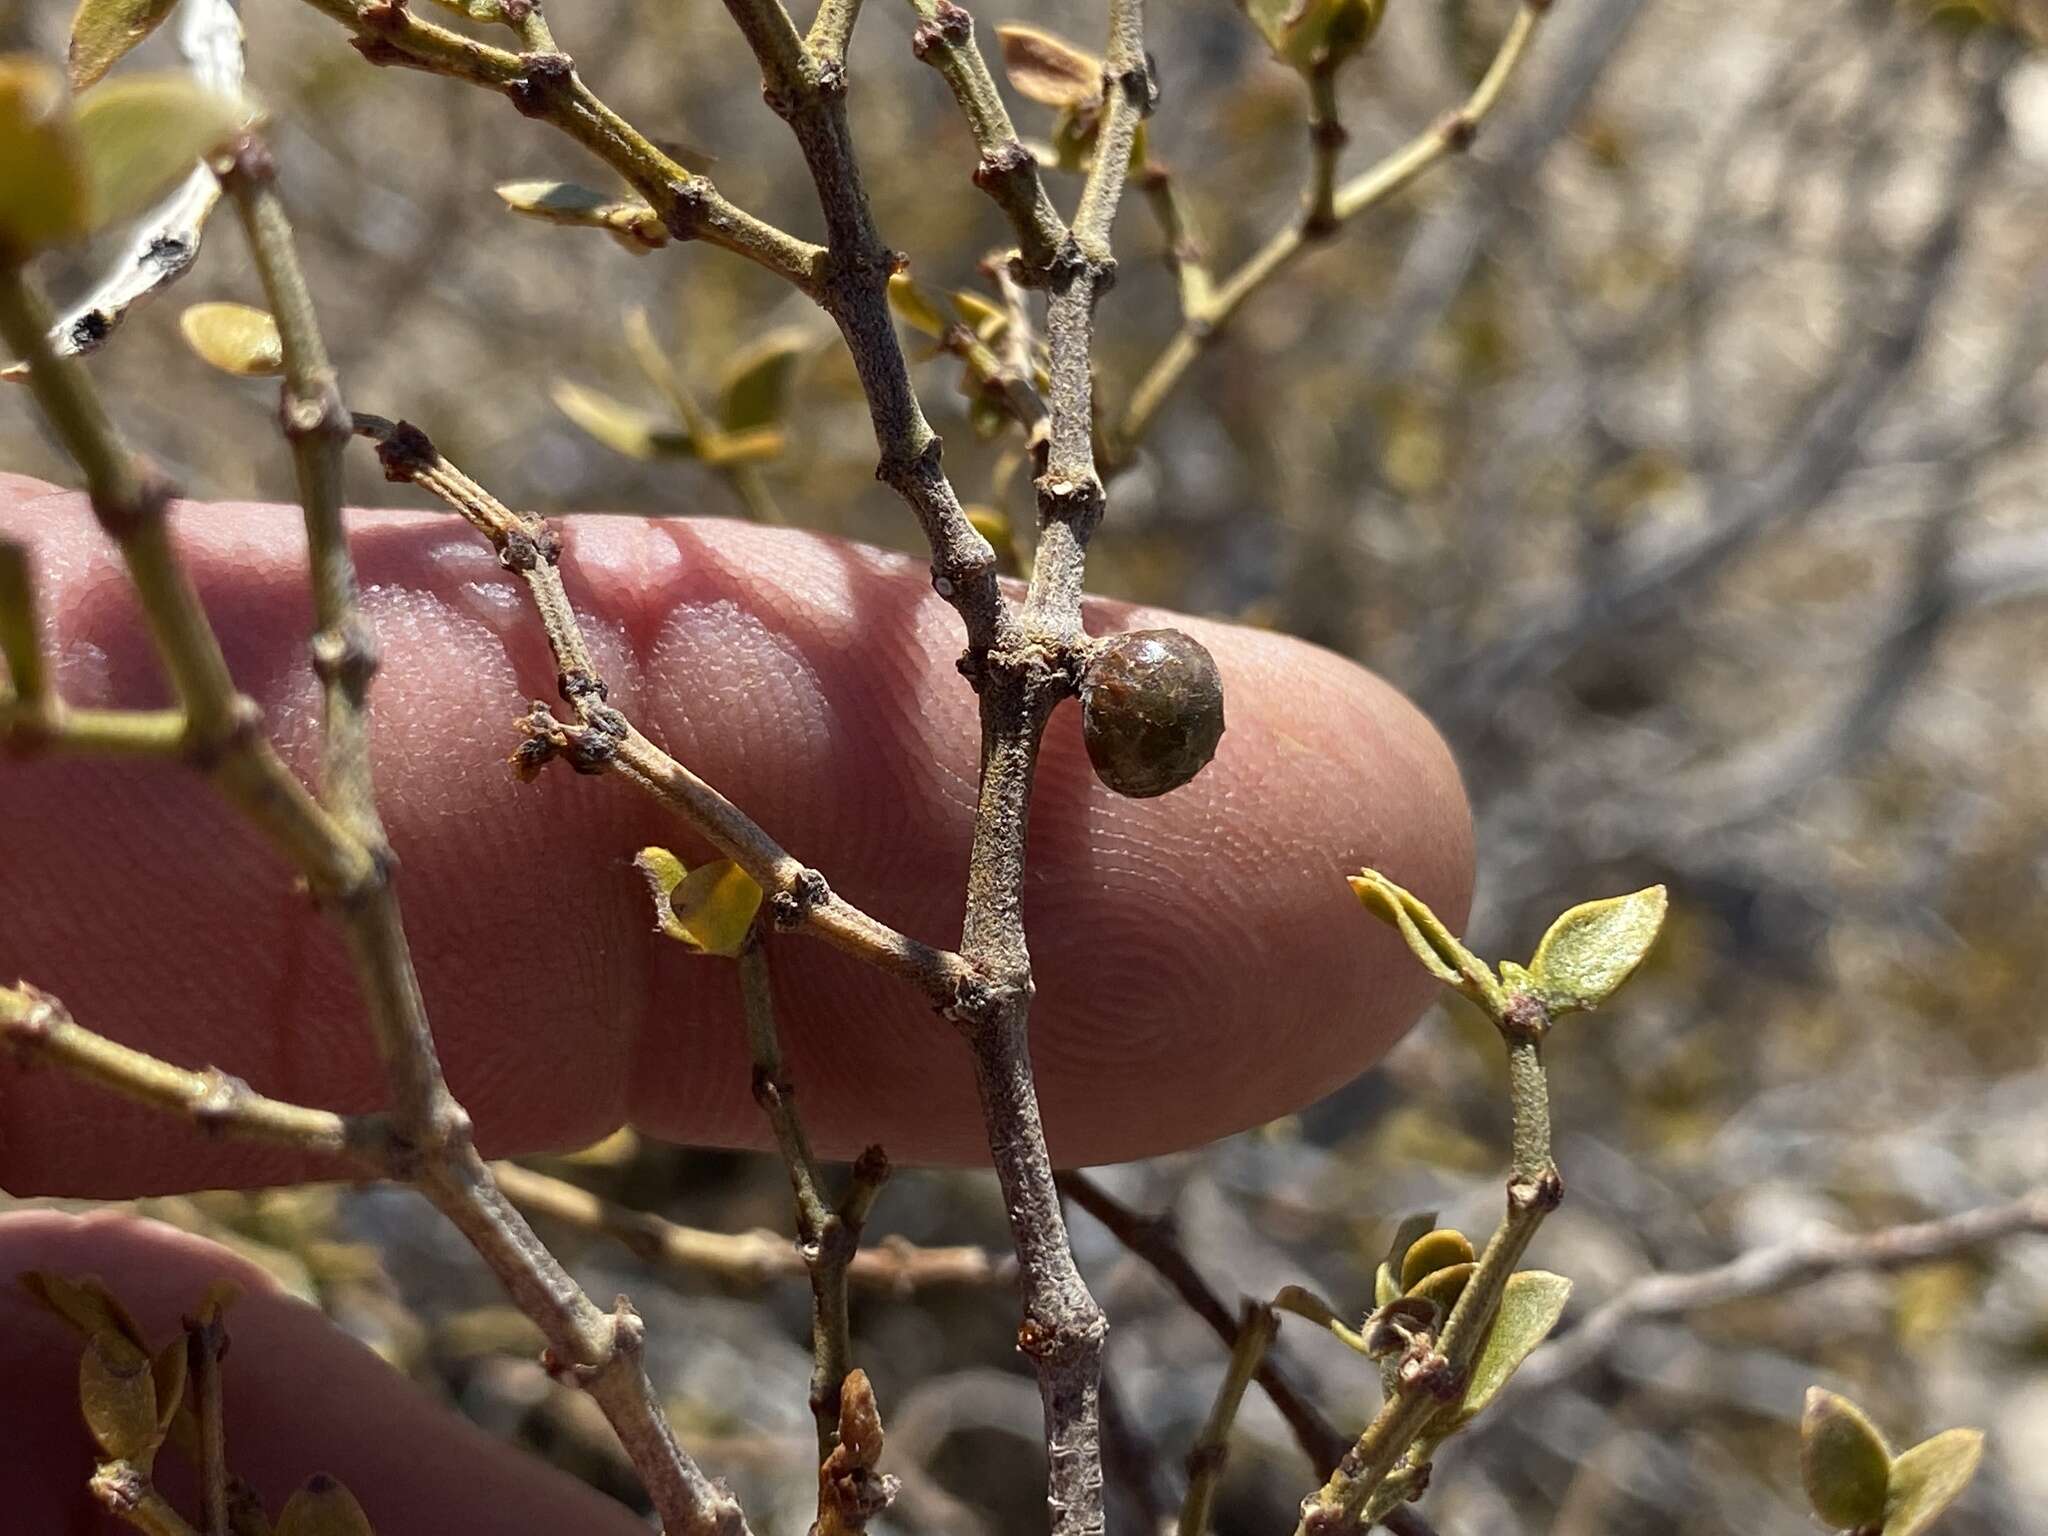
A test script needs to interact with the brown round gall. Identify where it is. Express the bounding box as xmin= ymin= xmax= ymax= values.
xmin=1080 ymin=628 xmax=1226 ymax=799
